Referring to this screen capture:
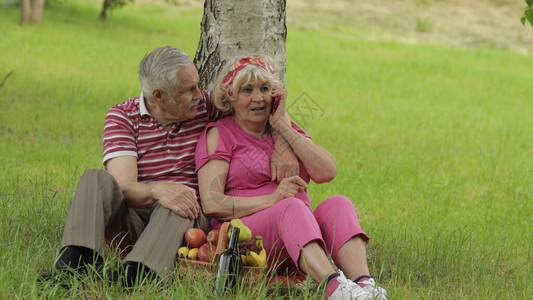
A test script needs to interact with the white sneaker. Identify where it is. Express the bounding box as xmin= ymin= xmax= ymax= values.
xmin=358 ymin=277 xmax=388 ymax=300
xmin=328 ymin=271 xmax=373 ymax=300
